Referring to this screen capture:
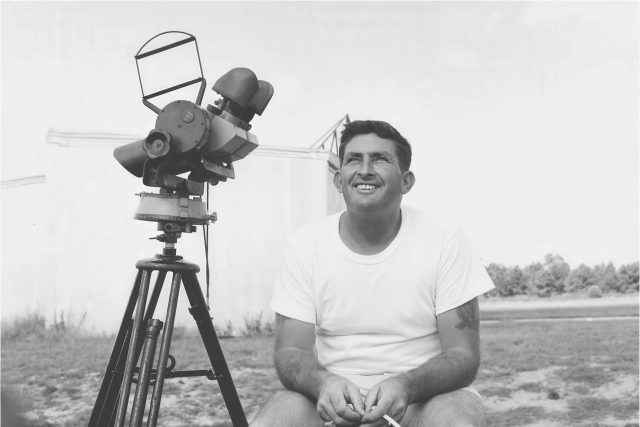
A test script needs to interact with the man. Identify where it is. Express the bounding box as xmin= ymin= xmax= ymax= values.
xmin=251 ymin=120 xmax=494 ymax=426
